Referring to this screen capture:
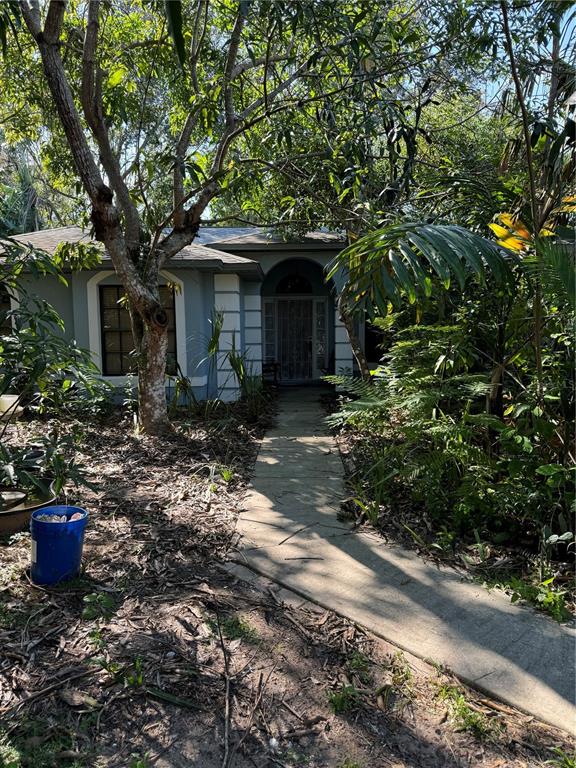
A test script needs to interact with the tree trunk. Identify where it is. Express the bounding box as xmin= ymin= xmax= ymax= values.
xmin=19 ymin=3 xmax=178 ymax=435
xmin=486 ymin=316 xmax=506 ymax=419
xmin=135 ymin=317 xmax=170 ymax=434
xmin=487 ymin=365 xmax=504 ymax=417
xmin=338 ymin=293 xmax=372 ymax=381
